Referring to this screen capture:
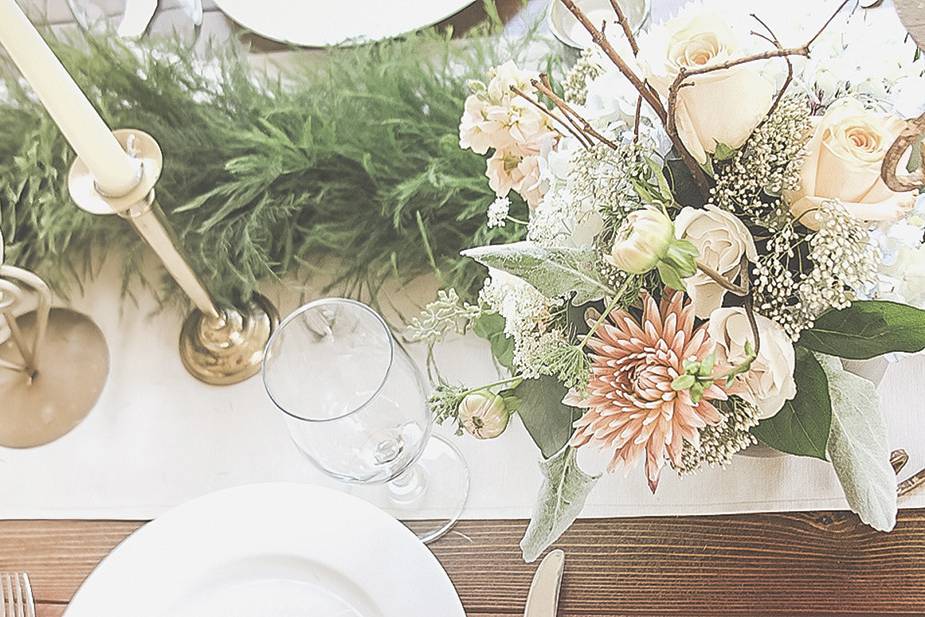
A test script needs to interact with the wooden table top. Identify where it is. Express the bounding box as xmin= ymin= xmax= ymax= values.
xmin=2 ymin=509 xmax=925 ymax=616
